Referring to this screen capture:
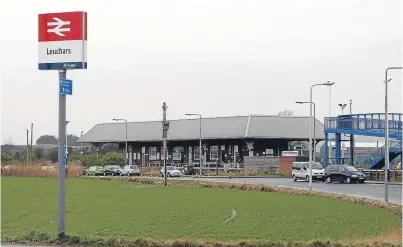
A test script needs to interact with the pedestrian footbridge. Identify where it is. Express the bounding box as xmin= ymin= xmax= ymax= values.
xmin=324 ymin=113 xmax=402 ymax=169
